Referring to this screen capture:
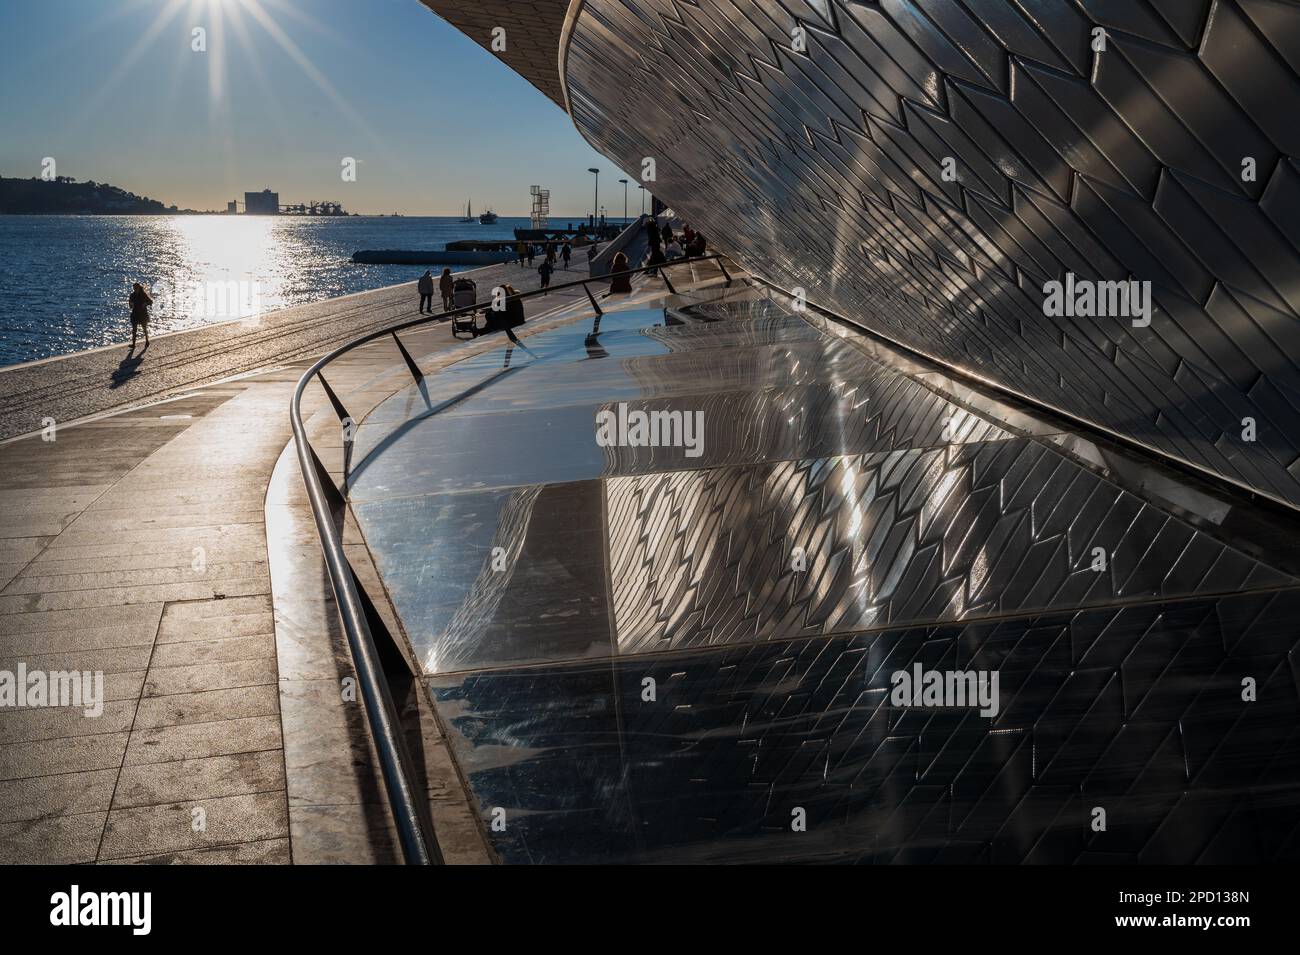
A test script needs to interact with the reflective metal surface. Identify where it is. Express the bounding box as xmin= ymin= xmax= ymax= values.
xmin=562 ymin=0 xmax=1300 ymax=511
xmin=380 ymin=0 xmax=1300 ymax=861
xmin=430 ymin=587 xmax=1300 ymax=863
xmin=348 ymin=293 xmax=1300 ymax=862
